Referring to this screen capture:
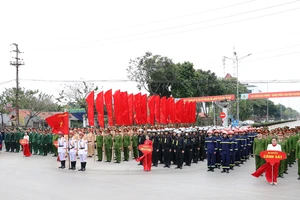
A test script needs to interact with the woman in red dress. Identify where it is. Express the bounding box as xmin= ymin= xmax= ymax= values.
xmin=23 ymin=132 xmax=31 ymax=157
xmin=136 ymin=135 xmax=153 ymax=172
